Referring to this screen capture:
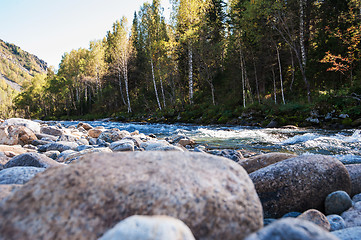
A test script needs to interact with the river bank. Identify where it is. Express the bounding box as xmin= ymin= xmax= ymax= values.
xmin=1 ymin=118 xmax=361 ymax=239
